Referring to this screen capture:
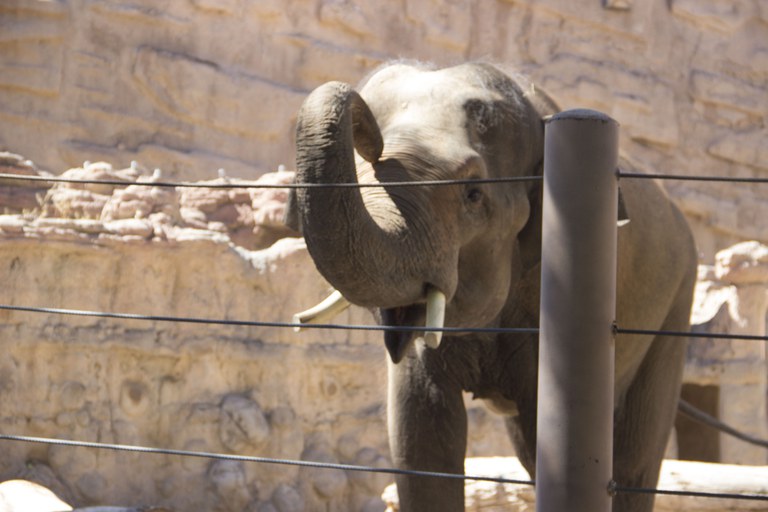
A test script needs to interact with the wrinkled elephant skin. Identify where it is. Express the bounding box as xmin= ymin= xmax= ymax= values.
xmin=287 ymin=62 xmax=697 ymax=512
